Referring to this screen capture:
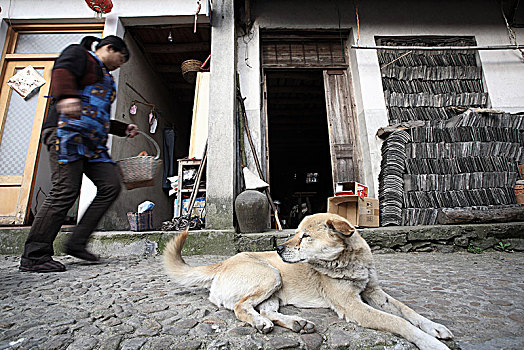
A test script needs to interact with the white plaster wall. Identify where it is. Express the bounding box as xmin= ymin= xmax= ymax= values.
xmin=0 ymin=0 xmax=207 ymax=20
xmin=206 ymin=0 xmax=236 ymax=229
xmin=244 ymin=0 xmax=524 ymax=197
xmin=236 ymin=21 xmax=265 ymax=179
